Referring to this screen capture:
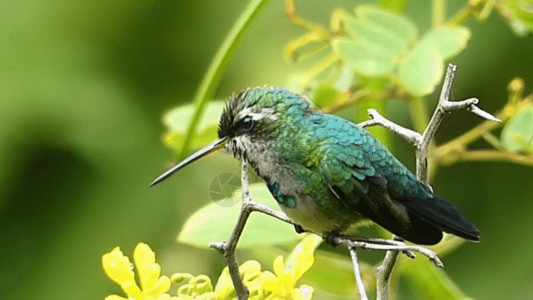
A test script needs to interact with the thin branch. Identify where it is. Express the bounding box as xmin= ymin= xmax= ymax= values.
xmin=209 ymin=162 xmax=253 ymax=300
xmin=359 ymin=109 xmax=422 ymax=146
xmin=417 ymin=64 xmax=501 ymax=181
xmin=331 ymin=236 xmax=443 ymax=267
xmin=349 ymin=247 xmax=369 ymax=300
xmin=376 ymin=250 xmax=399 ymax=300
